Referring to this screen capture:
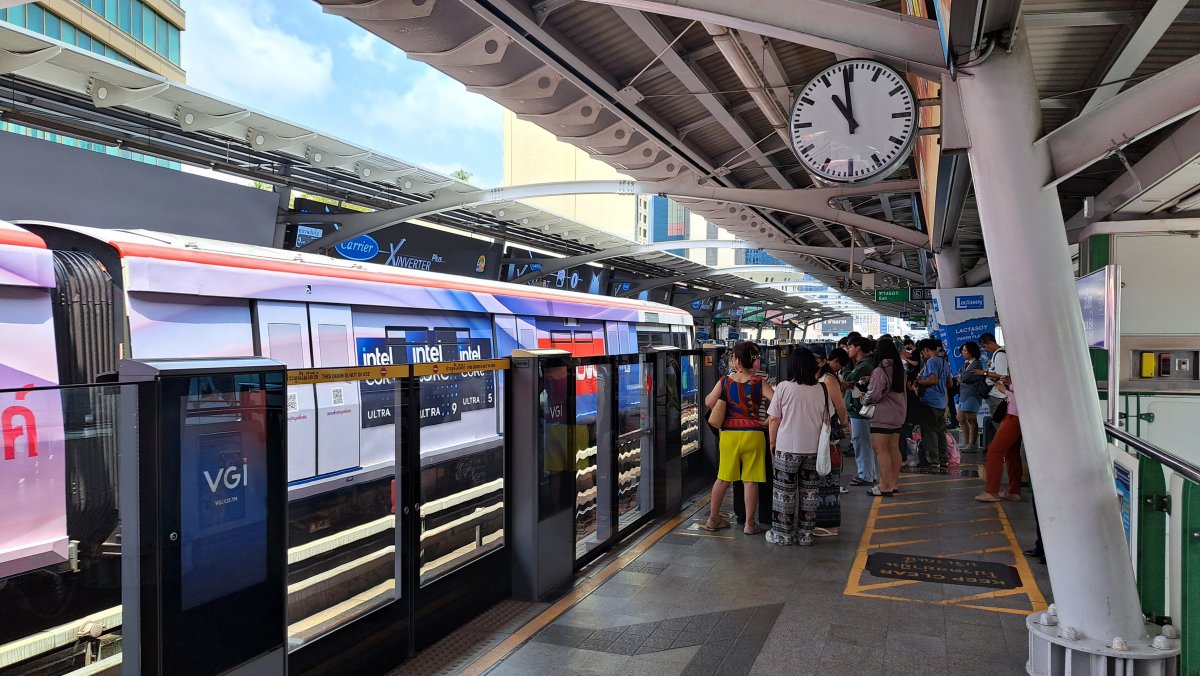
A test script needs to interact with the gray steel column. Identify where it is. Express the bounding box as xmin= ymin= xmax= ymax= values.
xmin=956 ymin=28 xmax=1146 ymax=642
xmin=934 ymin=245 xmax=962 ymax=288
